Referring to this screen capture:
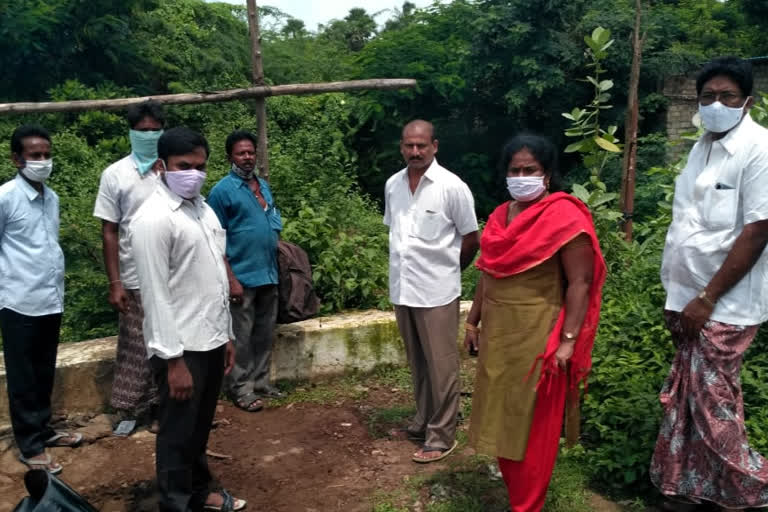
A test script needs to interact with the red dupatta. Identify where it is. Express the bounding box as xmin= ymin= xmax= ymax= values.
xmin=475 ymin=192 xmax=607 ymax=390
